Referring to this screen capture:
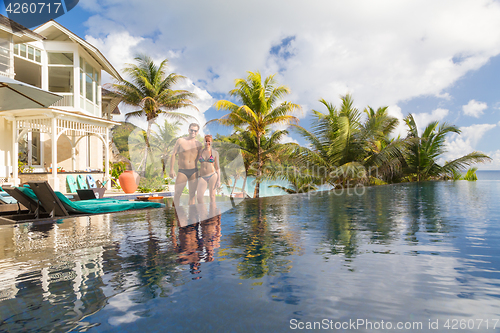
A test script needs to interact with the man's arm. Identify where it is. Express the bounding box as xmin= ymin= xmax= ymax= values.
xmin=169 ymin=139 xmax=180 ymax=179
